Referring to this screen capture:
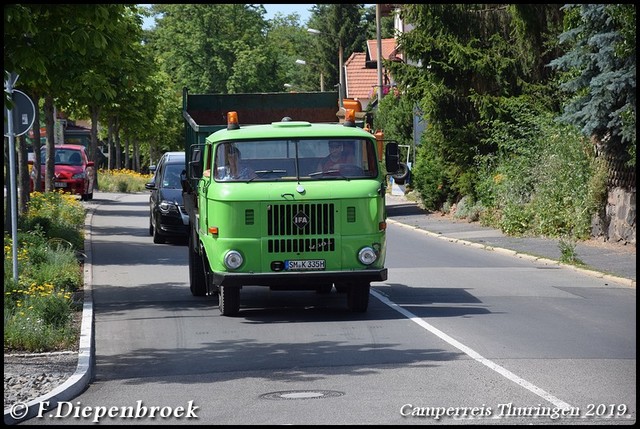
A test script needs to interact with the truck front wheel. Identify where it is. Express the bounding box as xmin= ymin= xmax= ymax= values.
xmin=188 ymin=232 xmax=207 ymax=297
xmin=347 ymin=282 xmax=370 ymax=312
xmin=219 ymin=285 xmax=240 ymax=316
